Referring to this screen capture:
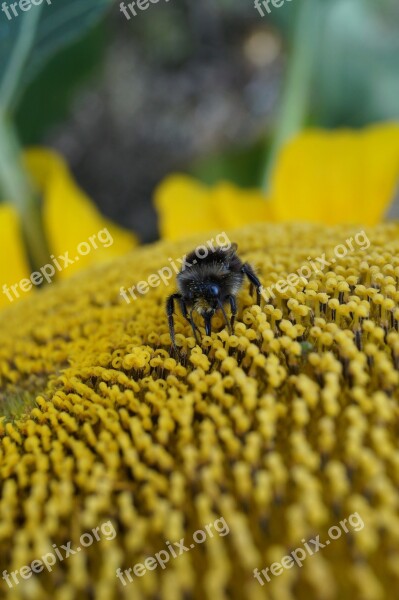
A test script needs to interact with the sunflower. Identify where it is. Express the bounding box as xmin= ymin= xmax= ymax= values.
xmin=1 ymin=218 xmax=399 ymax=600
